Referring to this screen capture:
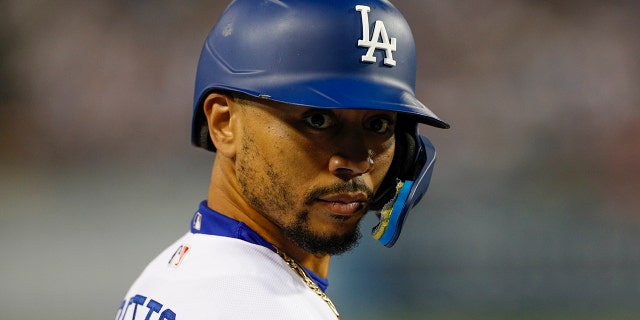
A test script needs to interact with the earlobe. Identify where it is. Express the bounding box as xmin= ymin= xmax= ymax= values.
xmin=203 ymin=93 xmax=237 ymax=158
